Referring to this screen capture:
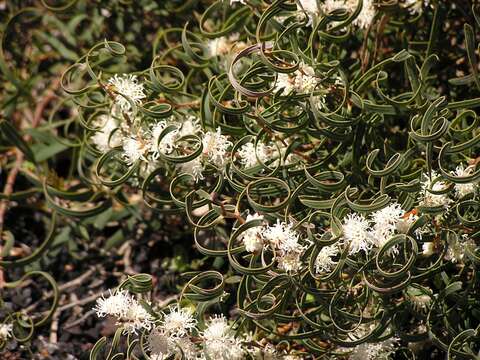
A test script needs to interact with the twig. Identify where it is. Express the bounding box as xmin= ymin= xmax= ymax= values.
xmin=31 ymin=290 xmax=109 ymax=320
xmin=63 ymin=310 xmax=95 ymax=330
xmin=49 ymin=304 xmax=61 ymax=344
xmin=23 ymin=267 xmax=98 ymax=314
